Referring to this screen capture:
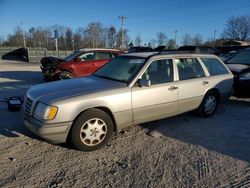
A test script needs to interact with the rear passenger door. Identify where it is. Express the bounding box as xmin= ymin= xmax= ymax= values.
xmin=175 ymin=58 xmax=209 ymax=113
